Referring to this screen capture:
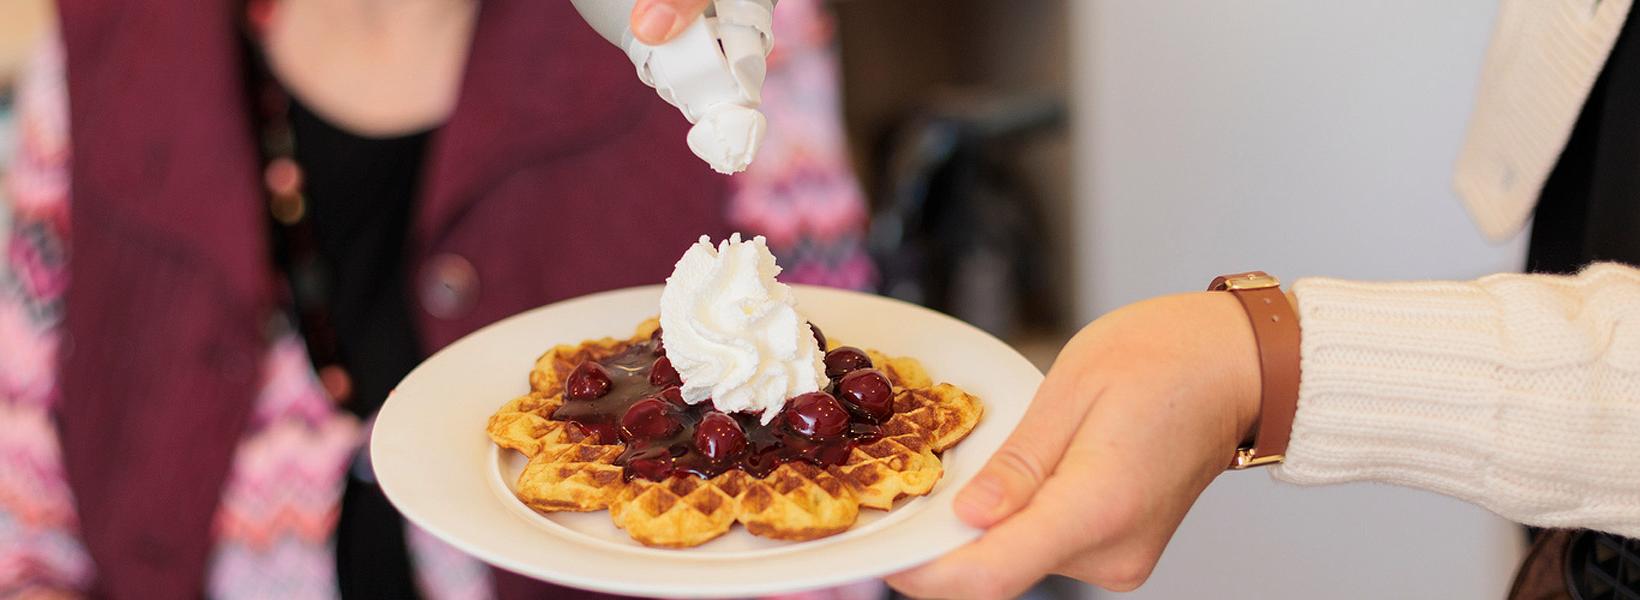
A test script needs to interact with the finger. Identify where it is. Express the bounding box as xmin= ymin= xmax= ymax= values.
xmin=892 ymin=382 xmax=1196 ymax=598
xmin=887 ymin=459 xmax=1113 ymax=600
xmin=952 ymin=357 xmax=1098 ymax=528
xmin=1048 ymin=381 xmax=1224 ymax=592
xmin=1047 ymin=489 xmax=1174 ymax=593
xmin=630 ymin=0 xmax=712 ymax=45
xmin=1054 ymin=547 xmax=1161 ymax=595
